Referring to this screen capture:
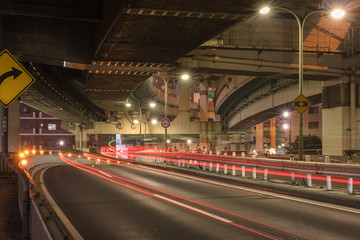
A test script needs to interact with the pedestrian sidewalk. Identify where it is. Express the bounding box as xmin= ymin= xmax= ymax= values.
xmin=0 ymin=175 xmax=22 ymax=240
